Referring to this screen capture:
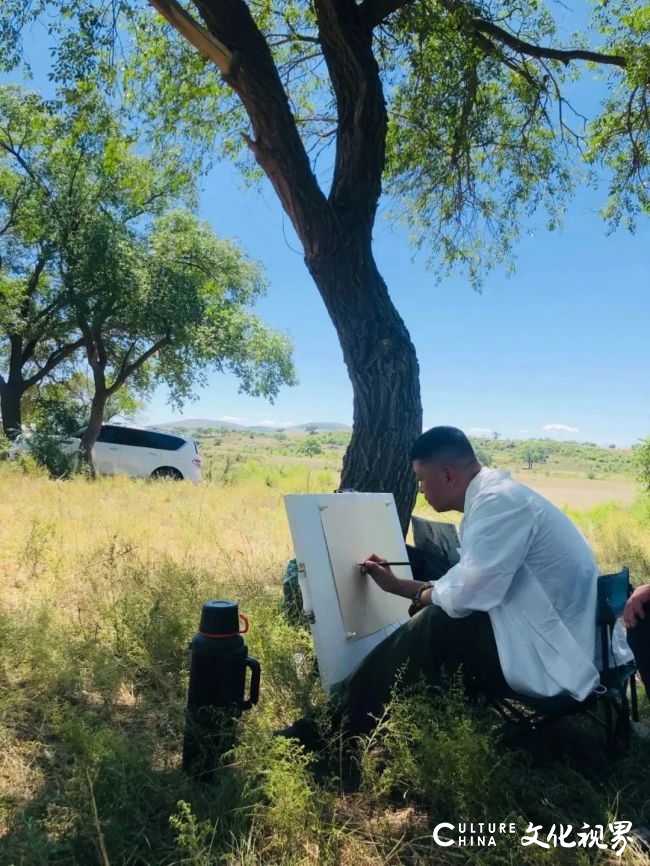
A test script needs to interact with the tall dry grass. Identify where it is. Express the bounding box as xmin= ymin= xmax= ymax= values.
xmin=1 ymin=461 xmax=649 ymax=866
xmin=0 ymin=462 xmax=309 ymax=611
